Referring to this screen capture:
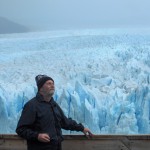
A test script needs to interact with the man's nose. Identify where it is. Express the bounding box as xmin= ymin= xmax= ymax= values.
xmin=50 ymin=84 xmax=54 ymax=88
